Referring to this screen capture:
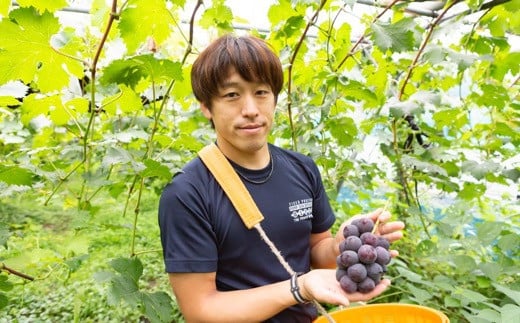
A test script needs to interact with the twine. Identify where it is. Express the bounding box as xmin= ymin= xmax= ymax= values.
xmin=254 ymin=223 xmax=336 ymax=323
